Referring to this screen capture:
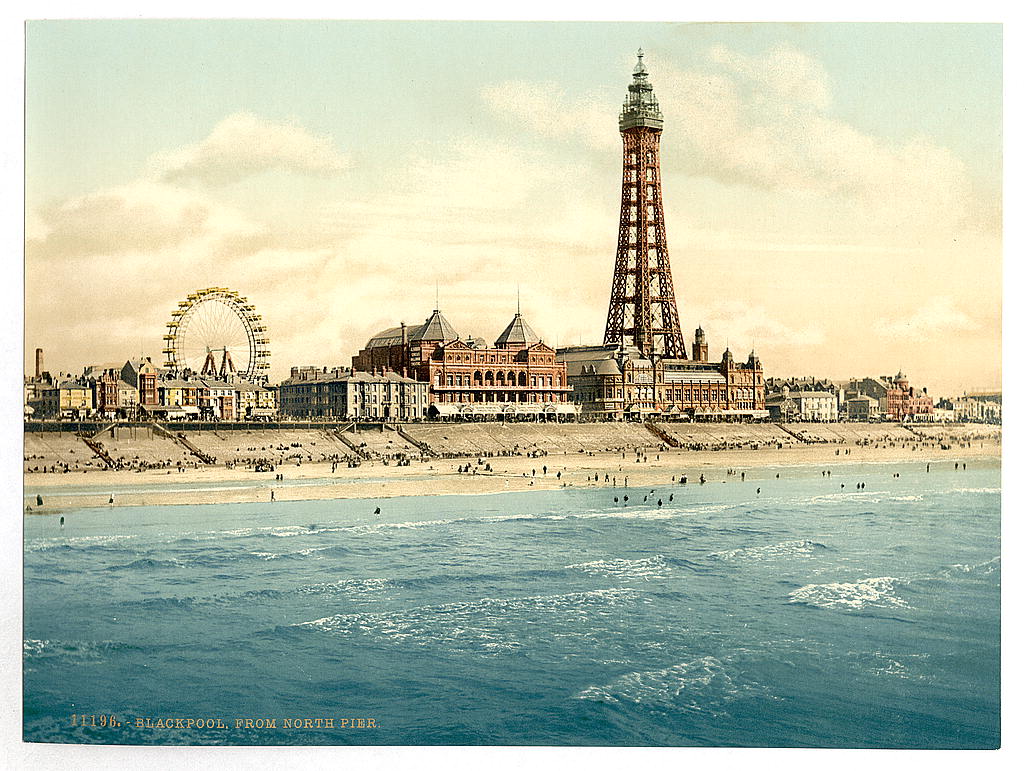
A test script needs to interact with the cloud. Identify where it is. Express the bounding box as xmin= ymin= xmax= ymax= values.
xmin=484 ymin=45 xmax=977 ymax=233
xmin=26 ymin=181 xmax=263 ymax=261
xmin=149 ymin=112 xmax=351 ymax=186
xmin=481 ymin=80 xmax=619 ymax=152
xmin=872 ymin=296 xmax=980 ymax=339
xmin=709 ymin=42 xmax=831 ymax=111
xmin=689 ymin=301 xmax=827 ymax=351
